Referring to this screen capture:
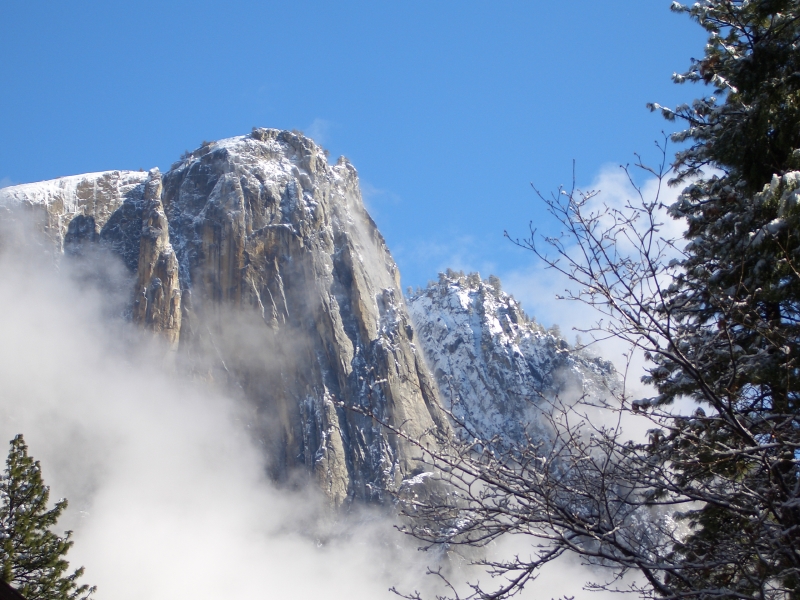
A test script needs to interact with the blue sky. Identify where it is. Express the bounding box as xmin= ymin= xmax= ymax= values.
xmin=0 ymin=1 xmax=707 ymax=326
